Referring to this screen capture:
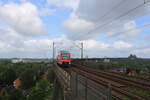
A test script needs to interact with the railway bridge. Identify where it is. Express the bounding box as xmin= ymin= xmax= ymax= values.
xmin=52 ymin=62 xmax=112 ymax=100
xmin=51 ymin=60 xmax=150 ymax=100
